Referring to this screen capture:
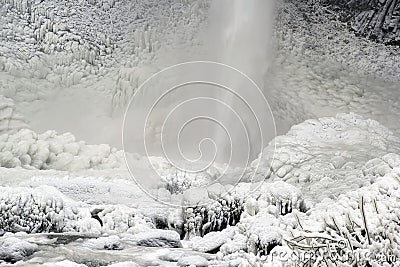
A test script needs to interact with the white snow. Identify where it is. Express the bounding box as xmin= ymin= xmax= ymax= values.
xmin=177 ymin=255 xmax=208 ymax=267
xmin=0 ymin=0 xmax=399 ymax=266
